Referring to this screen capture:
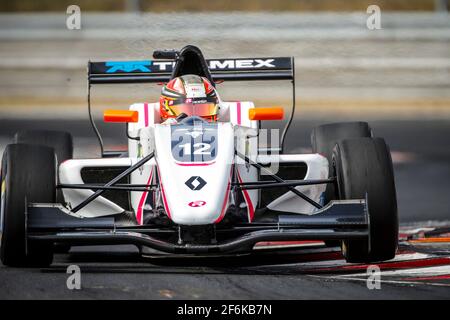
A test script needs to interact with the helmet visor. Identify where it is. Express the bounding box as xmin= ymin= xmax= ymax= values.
xmin=167 ymin=102 xmax=218 ymax=118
